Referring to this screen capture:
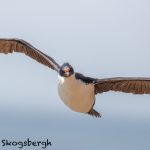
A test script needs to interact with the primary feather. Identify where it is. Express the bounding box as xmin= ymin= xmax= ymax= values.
xmin=0 ymin=38 xmax=60 ymax=72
